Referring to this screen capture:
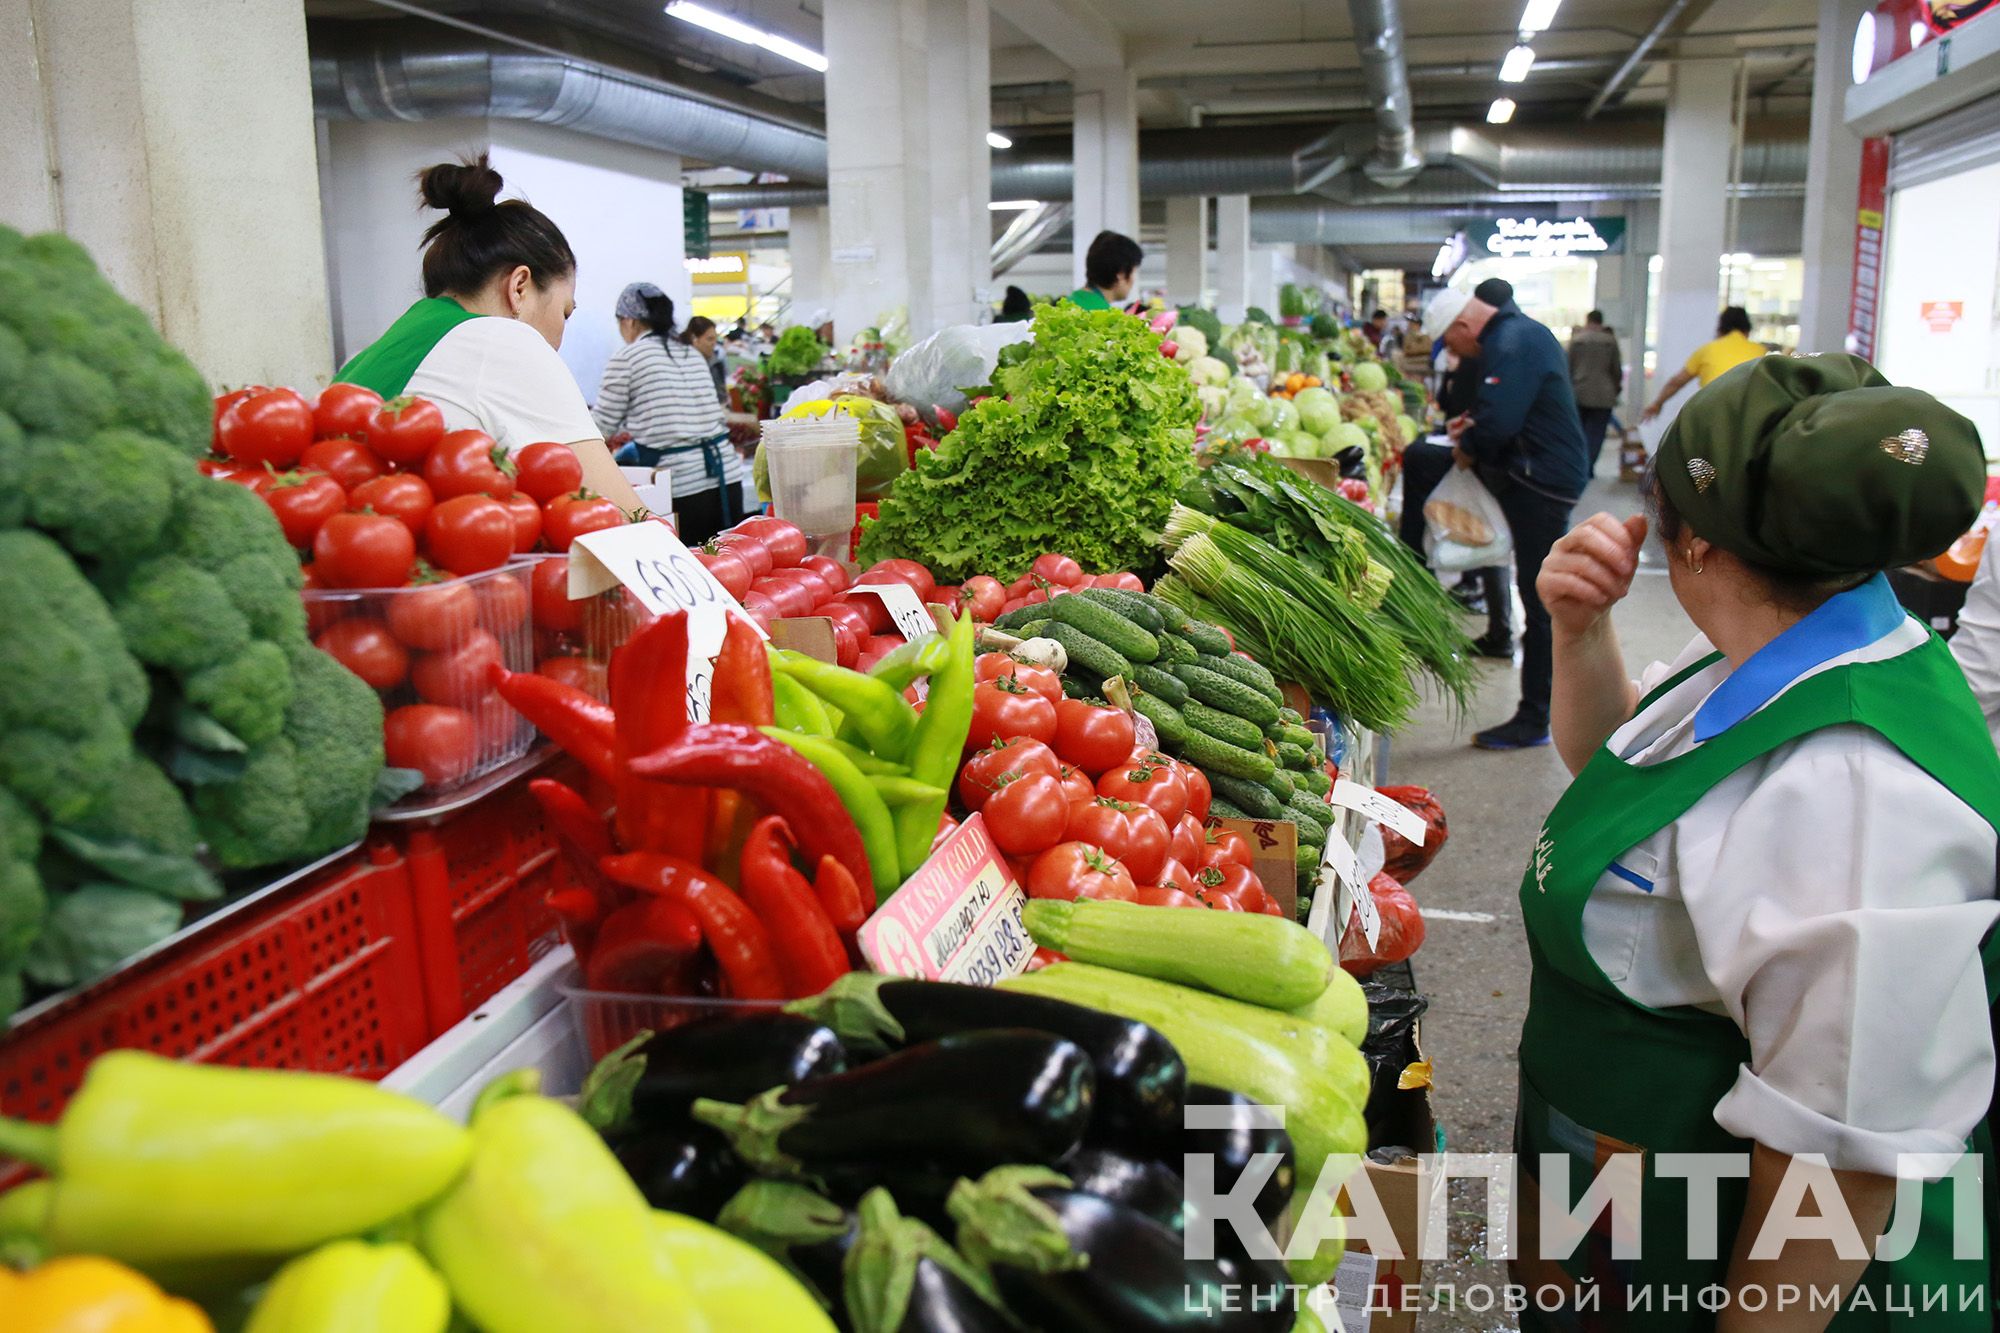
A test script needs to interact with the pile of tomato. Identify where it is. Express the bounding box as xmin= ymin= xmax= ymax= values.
xmin=204 ymin=384 xmax=629 ymax=589
xmin=955 ymin=553 xmax=1145 ymax=623
xmin=952 ymin=652 xmax=1282 ymax=918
